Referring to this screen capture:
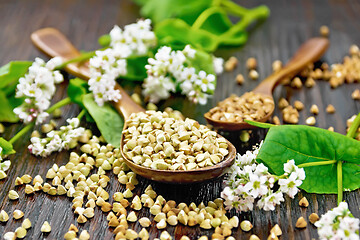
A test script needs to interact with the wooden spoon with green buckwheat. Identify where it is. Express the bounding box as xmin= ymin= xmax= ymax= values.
xmin=204 ymin=37 xmax=329 ymax=131
xmin=31 ymin=28 xmax=236 ymax=183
